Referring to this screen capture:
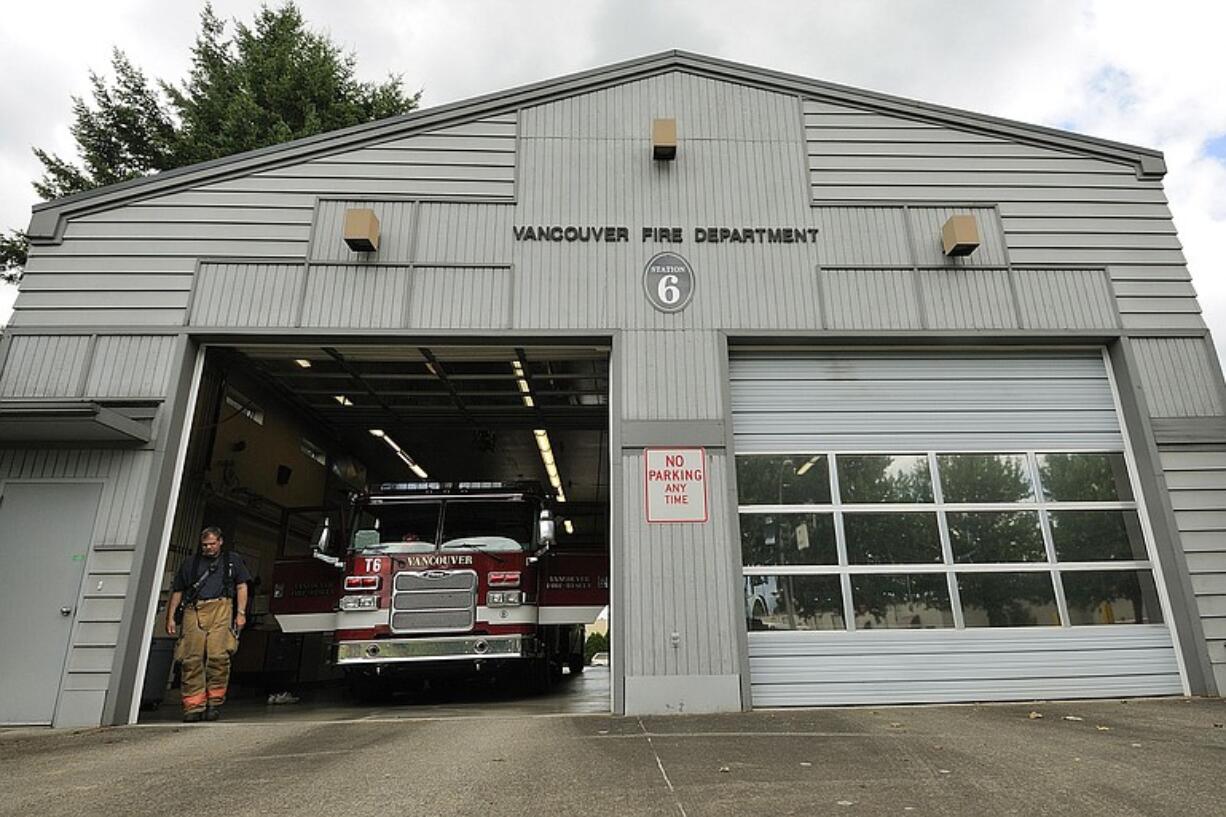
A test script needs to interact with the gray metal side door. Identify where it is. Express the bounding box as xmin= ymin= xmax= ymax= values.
xmin=0 ymin=482 xmax=102 ymax=725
